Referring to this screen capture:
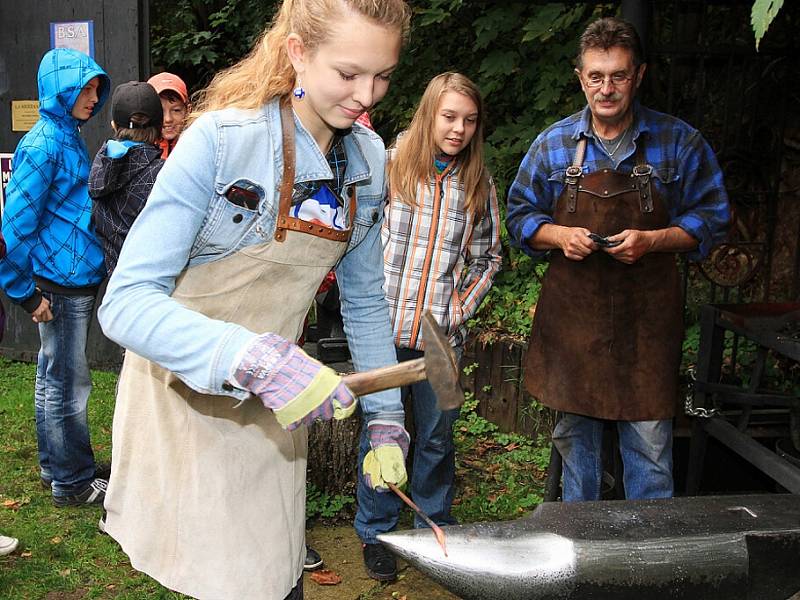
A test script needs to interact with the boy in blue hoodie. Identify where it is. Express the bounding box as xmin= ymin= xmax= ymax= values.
xmin=0 ymin=48 xmax=111 ymax=507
